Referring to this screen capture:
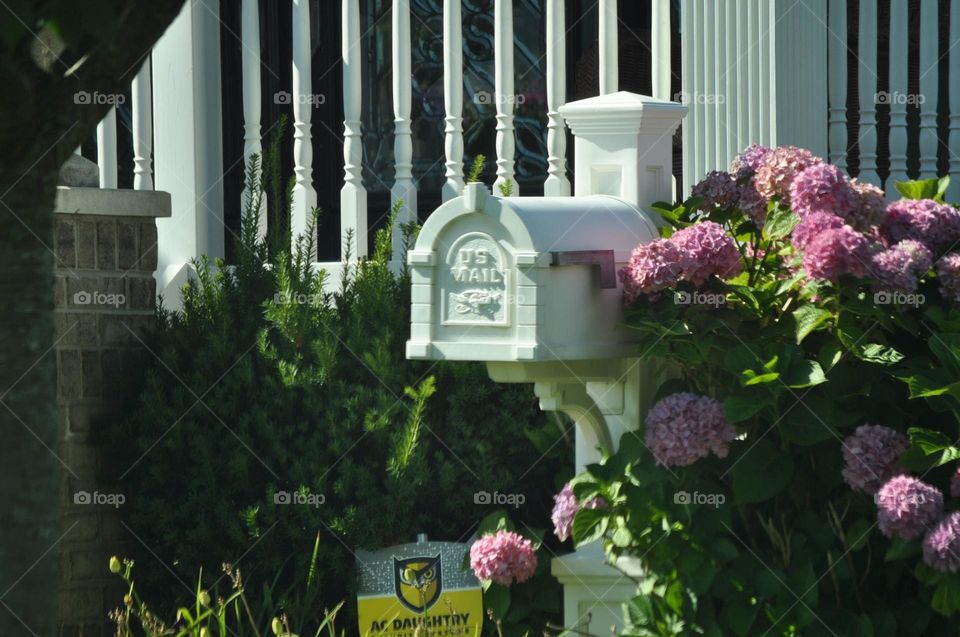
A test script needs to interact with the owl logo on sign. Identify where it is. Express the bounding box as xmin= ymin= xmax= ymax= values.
xmin=393 ymin=555 xmax=442 ymax=613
